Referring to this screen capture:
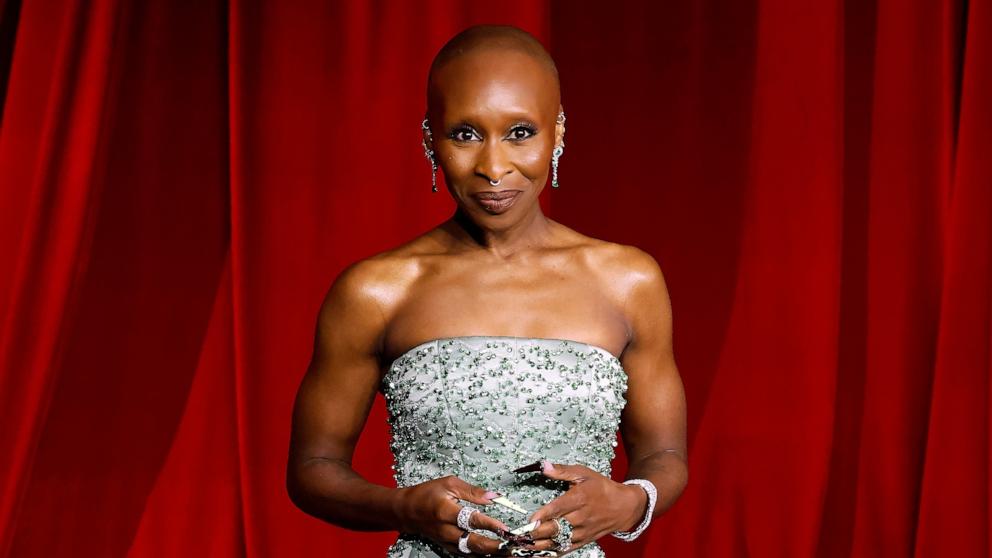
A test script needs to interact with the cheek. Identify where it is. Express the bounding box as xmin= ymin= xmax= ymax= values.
xmin=438 ymin=149 xmax=474 ymax=177
xmin=512 ymin=148 xmax=550 ymax=177
xmin=437 ymin=145 xmax=550 ymax=181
